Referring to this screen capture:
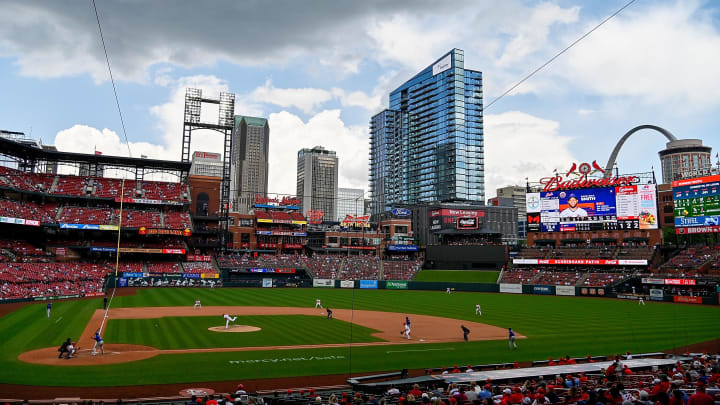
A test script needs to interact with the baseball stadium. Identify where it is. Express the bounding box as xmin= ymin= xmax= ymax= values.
xmin=0 ymin=126 xmax=719 ymax=403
